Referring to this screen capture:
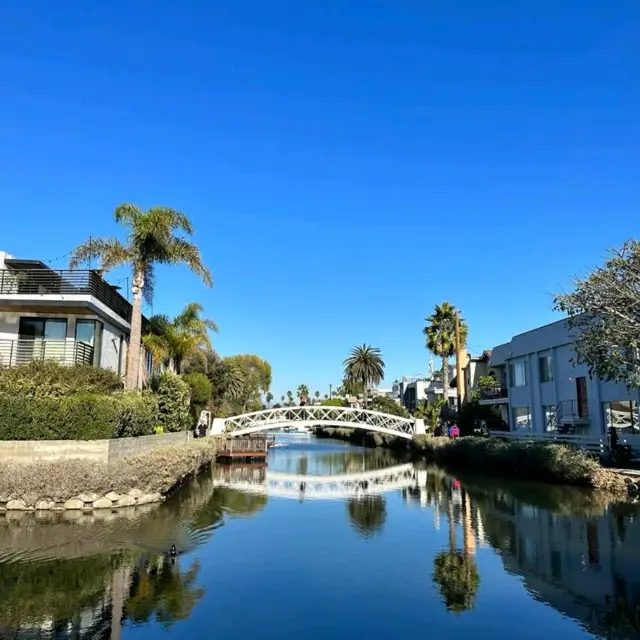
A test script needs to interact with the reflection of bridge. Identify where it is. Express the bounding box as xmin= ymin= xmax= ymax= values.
xmin=212 ymin=463 xmax=420 ymax=500
xmin=210 ymin=406 xmax=425 ymax=440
